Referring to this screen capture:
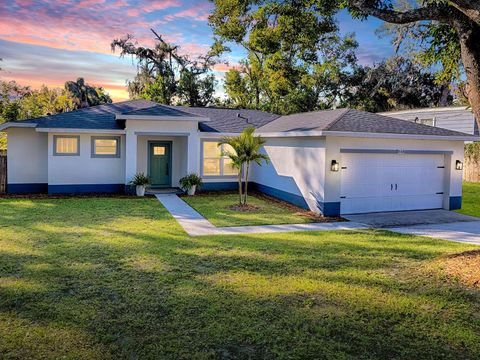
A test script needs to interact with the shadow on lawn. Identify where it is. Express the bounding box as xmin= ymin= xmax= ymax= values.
xmin=0 ymin=197 xmax=479 ymax=359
